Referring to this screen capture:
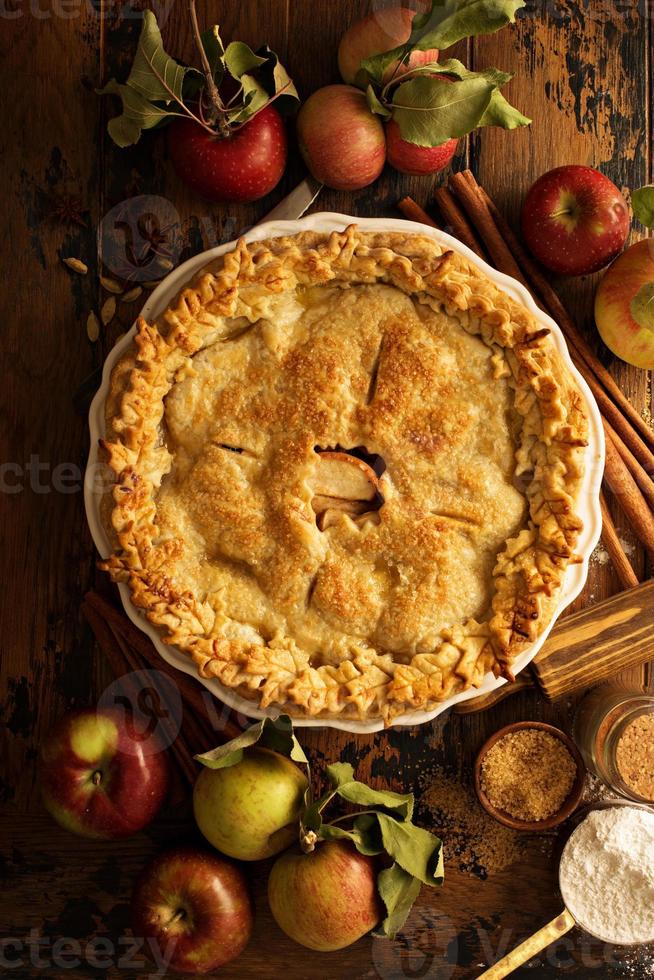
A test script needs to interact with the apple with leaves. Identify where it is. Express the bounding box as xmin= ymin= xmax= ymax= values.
xmin=268 ymin=841 xmax=383 ymax=951
xmin=168 ymin=106 xmax=287 ymax=203
xmin=131 ymin=846 xmax=252 ymax=974
xmin=99 ymin=6 xmax=298 ymax=203
xmin=307 ymin=1 xmax=530 ymax=187
xmin=193 ymin=747 xmax=308 ymax=860
xmin=521 ymin=166 xmax=630 ymax=276
xmin=40 ymin=708 xmax=169 ymax=839
xmin=338 ymin=7 xmax=439 ymax=87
